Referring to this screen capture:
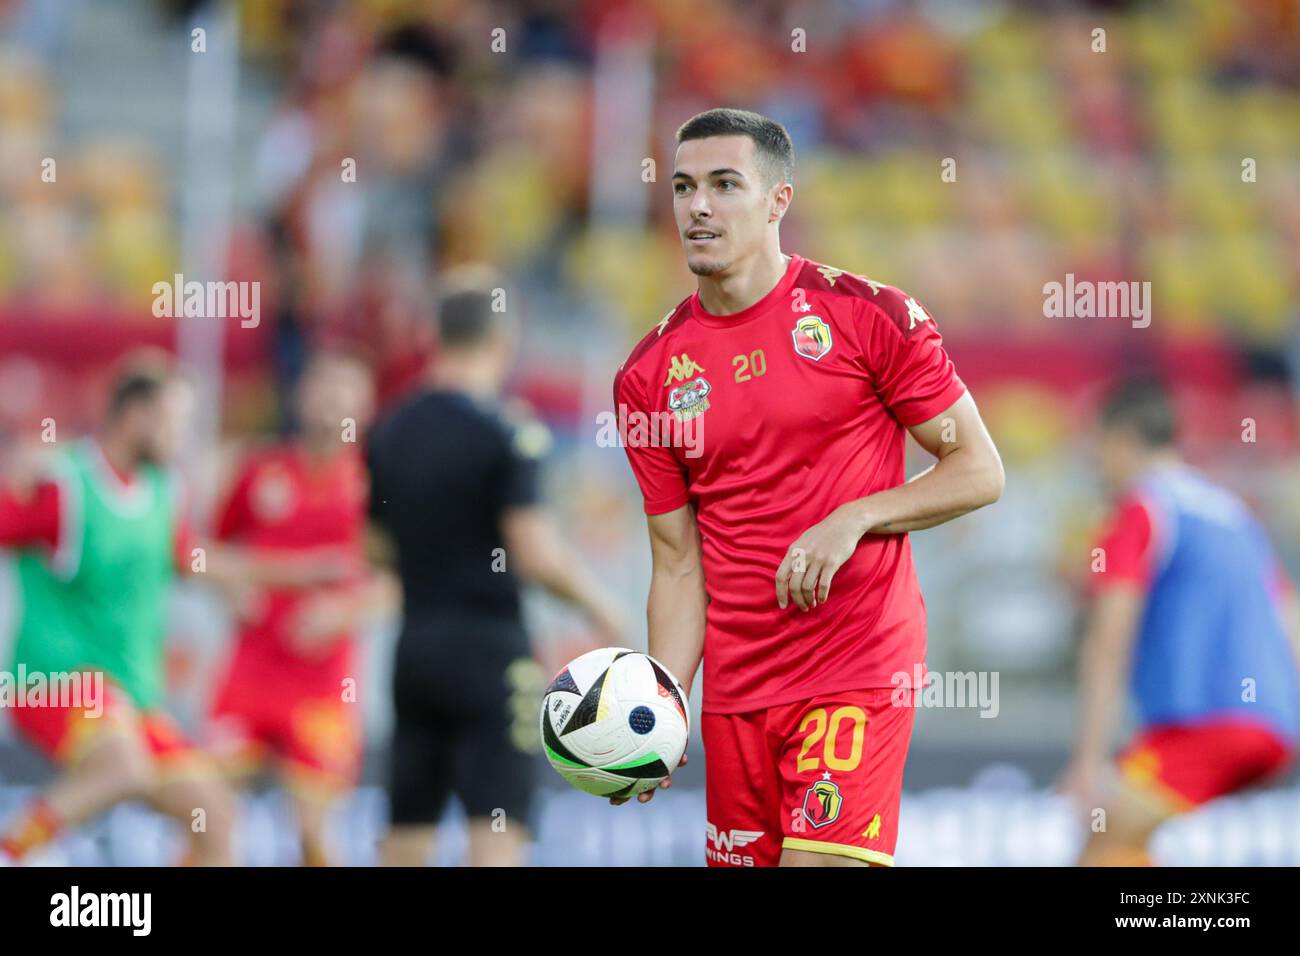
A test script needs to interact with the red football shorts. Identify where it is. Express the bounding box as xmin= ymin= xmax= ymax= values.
xmin=10 ymin=677 xmax=201 ymax=777
xmin=702 ymin=687 xmax=915 ymax=867
xmin=1116 ymin=718 xmax=1293 ymax=812
xmin=207 ymin=666 xmax=361 ymax=792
